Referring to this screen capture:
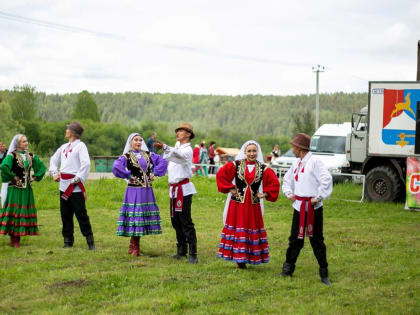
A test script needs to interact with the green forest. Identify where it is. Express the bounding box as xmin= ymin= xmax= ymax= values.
xmin=0 ymin=86 xmax=368 ymax=157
